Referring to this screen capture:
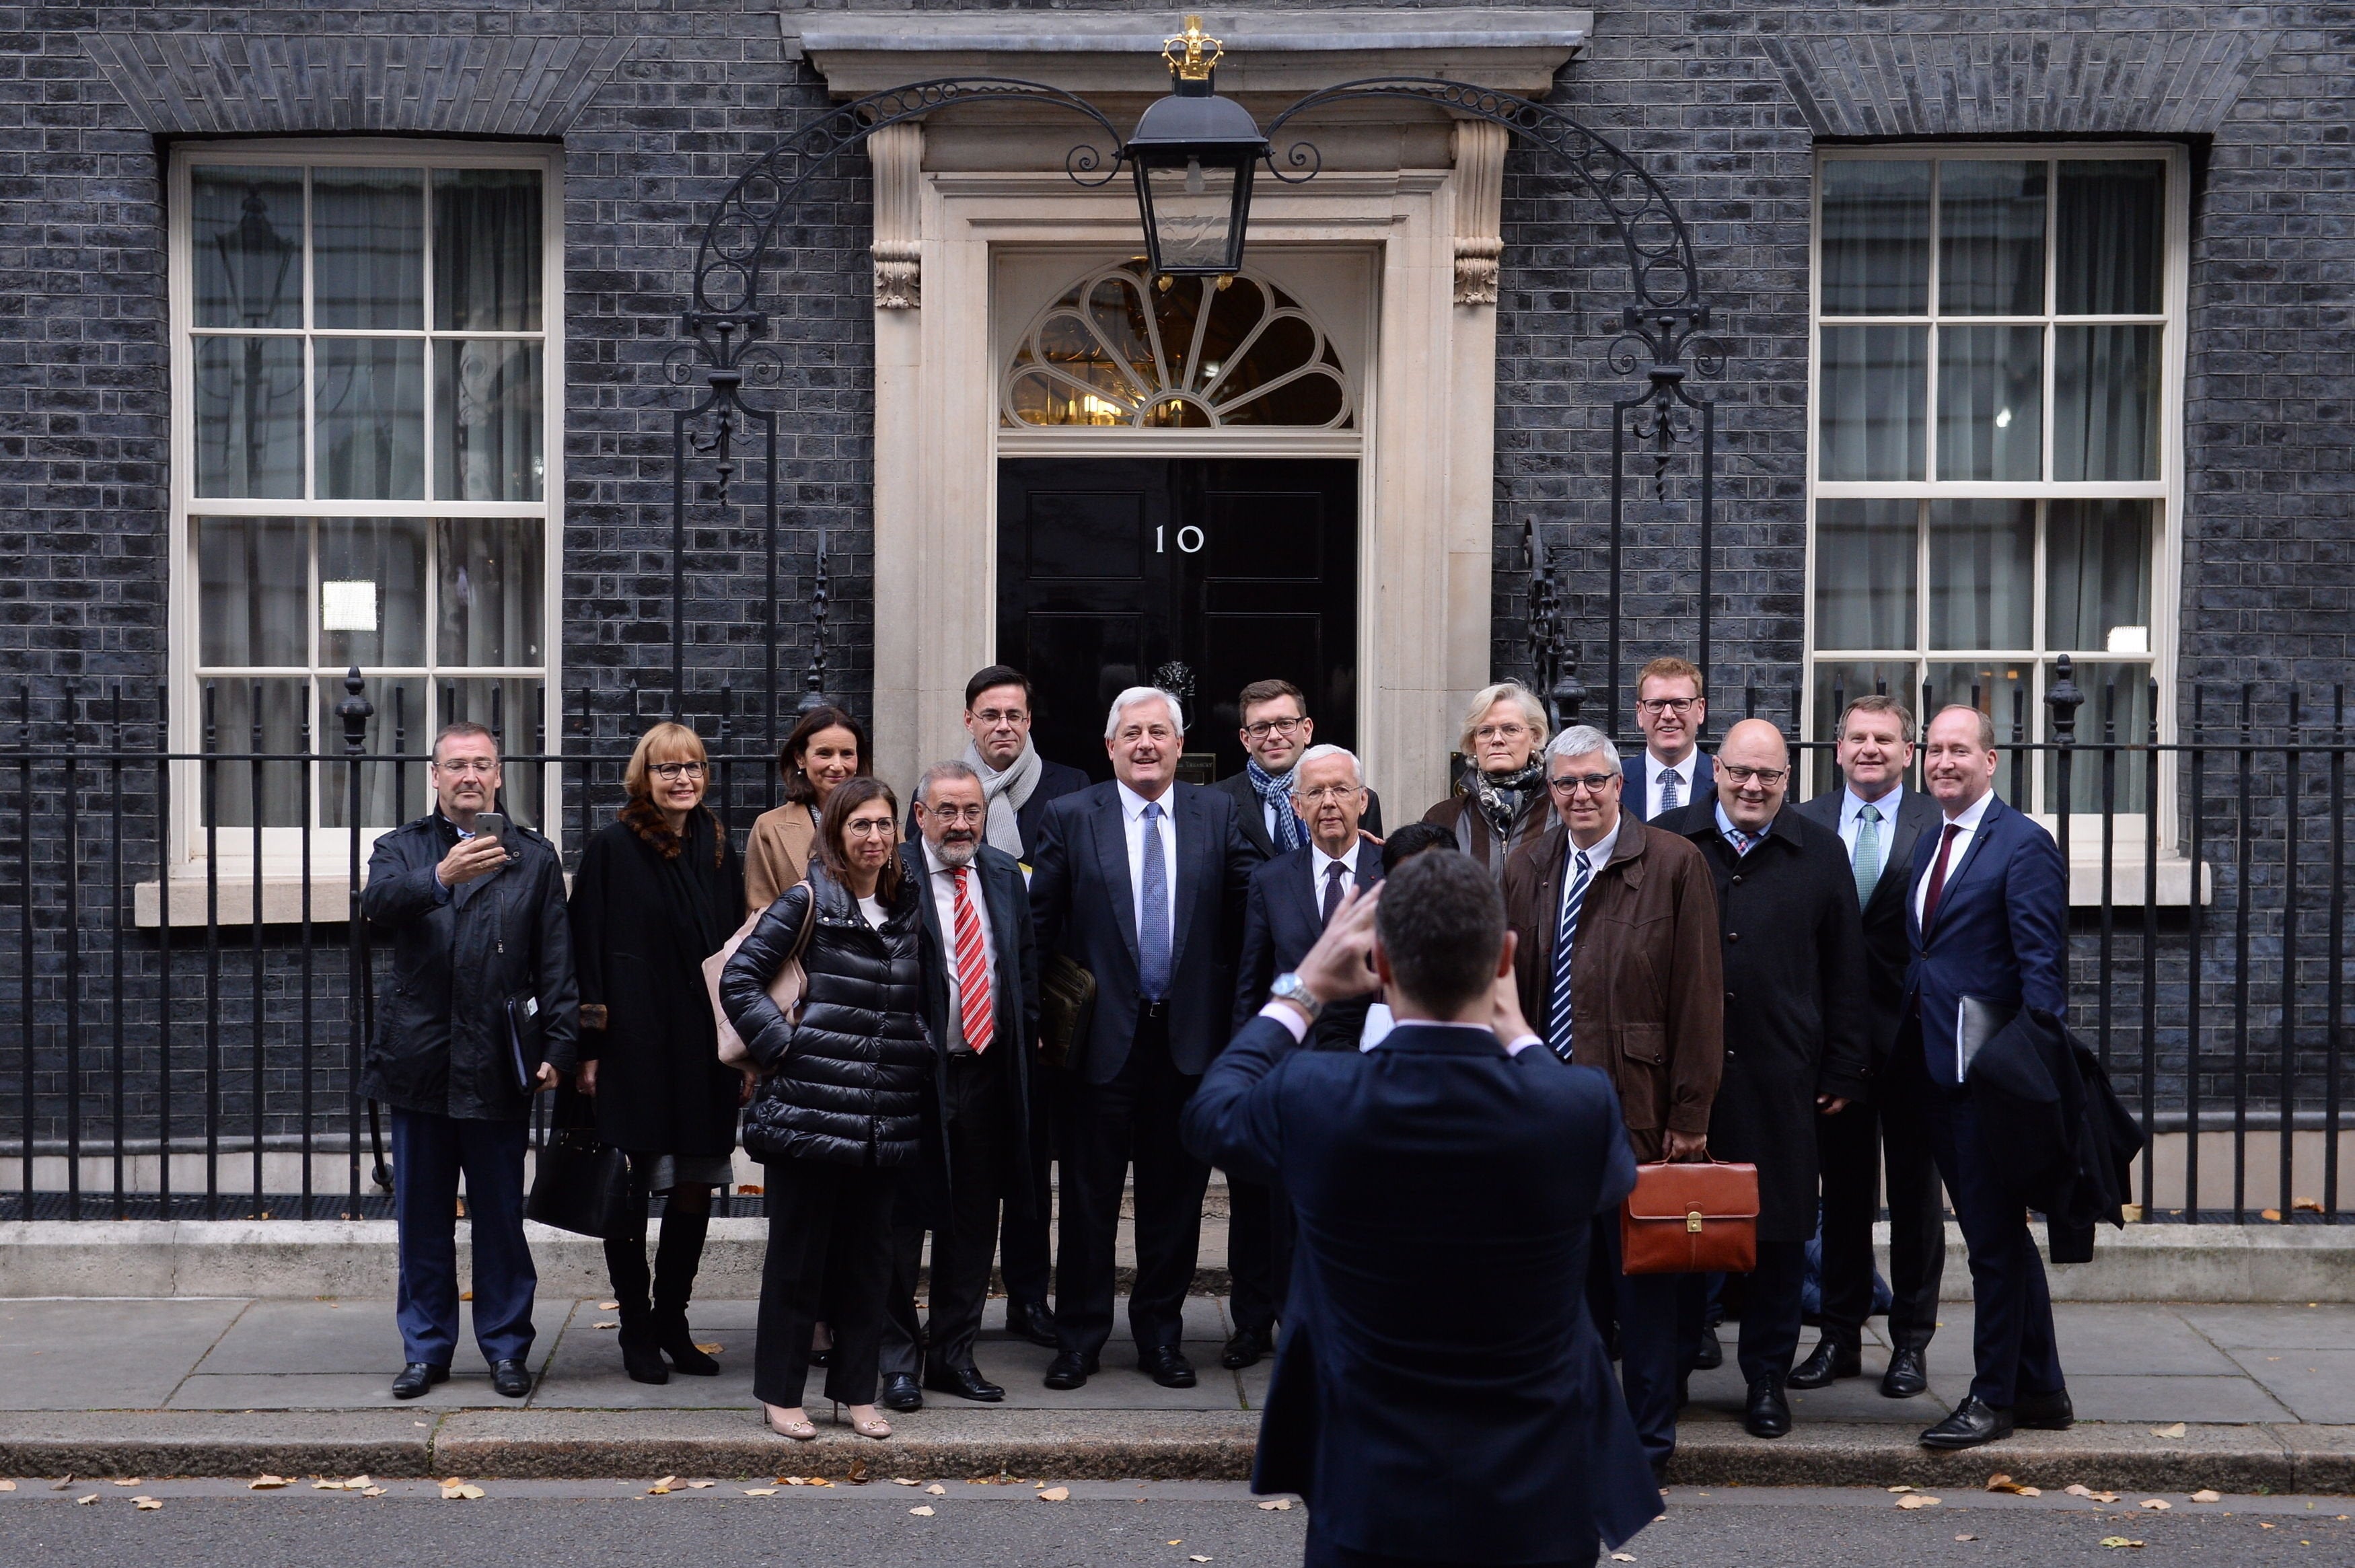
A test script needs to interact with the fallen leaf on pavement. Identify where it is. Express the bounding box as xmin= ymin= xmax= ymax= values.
xmin=925 ymin=1483 xmax=946 ymax=1495
xmin=441 ymin=1483 xmax=485 ymax=1501
xmin=0 ymin=1481 xmax=12 ymax=1491
xmin=2261 ymin=1209 xmax=2282 ymax=1222
xmin=695 ymin=1343 xmax=723 ymax=1354
xmin=1888 ymin=1485 xmax=1916 ymax=1493
xmin=249 ymin=1476 xmax=289 ymax=1490
xmin=1986 ymin=1474 xmax=2026 ymax=1493
xmin=894 ymin=1478 xmax=920 ymax=1486
xmin=52 ymin=1476 xmax=76 ymax=1491
xmin=2140 ymin=1499 xmax=2171 ymax=1511
xmin=2100 ymin=1538 xmax=2145 ymax=1549
xmin=2151 ymin=1423 xmax=2187 ymax=1439
xmin=460 ymin=1290 xmax=473 ymax=1301
xmin=741 ymin=1489 xmax=776 ymax=1497
xmin=1191 ymin=1558 xmax=1212 ymax=1564
xmin=2093 ymin=1492 xmax=2120 ymax=1504
xmin=593 ymin=1322 xmax=618 ymax=1331
xmin=1897 ymin=1495 xmax=1942 ymax=1509
xmin=687 ymin=1481 xmax=714 ymax=1489
xmin=599 ymin=1301 xmax=620 ymax=1310
xmin=134 ymin=1497 xmax=161 ymax=1511
xmin=112 ymin=1478 xmax=141 ymax=1486
xmin=1258 ymin=1499 xmax=1294 ymax=1510
xmin=75 ymin=1494 xmax=99 ymax=1505
xmin=2294 ymin=1197 xmax=2323 ymax=1214
xmin=910 ymin=1505 xmax=935 ymax=1516
xmin=1955 ymin=1535 xmax=1977 ymax=1542
xmin=2067 ymin=1485 xmax=2095 ymax=1497
xmin=360 ymin=1487 xmax=386 ymax=1498
xmin=848 ymin=1459 xmax=869 ymax=1484
xmin=647 ymin=1483 xmax=674 ymax=1495
xmin=1611 ymin=1555 xmax=1637 ymax=1563
xmin=1037 ymin=1486 xmax=1070 ymax=1501
xmin=2191 ymin=1490 xmax=2222 ymax=1503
